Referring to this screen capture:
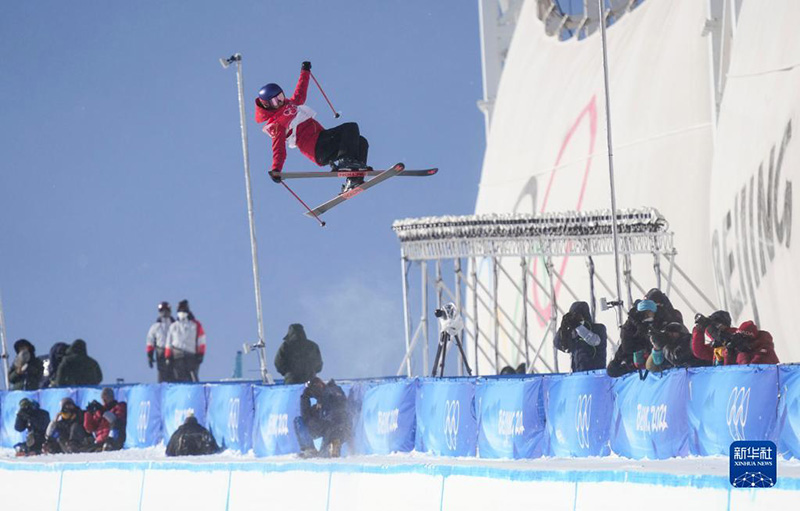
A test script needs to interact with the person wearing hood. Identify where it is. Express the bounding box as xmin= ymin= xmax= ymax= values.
xmin=646 ymin=321 xmax=708 ymax=373
xmin=84 ymin=387 xmax=127 ymax=451
xmin=692 ymin=310 xmax=737 ymax=365
xmin=40 ymin=342 xmax=69 ymax=388
xmin=44 ymin=397 xmax=91 ymax=454
xmin=52 ymin=339 xmax=103 ymax=387
xmin=165 ymin=299 xmax=206 ymax=382
xmin=730 ymin=321 xmax=780 ymax=365
xmin=14 ymin=398 xmax=50 ymax=456
xmin=607 ymin=300 xmax=656 ymax=378
xmin=257 ymin=61 xmax=371 ymax=194
xmin=294 ymin=377 xmax=350 ymax=458
xmin=147 ymin=301 xmax=175 ymax=382
xmin=554 ymin=301 xmax=607 ymax=372
xmin=644 ymin=288 xmax=685 ymax=326
xmin=274 ymin=324 xmax=323 ymax=385
xmin=8 ymin=339 xmax=44 ymax=390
